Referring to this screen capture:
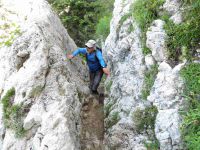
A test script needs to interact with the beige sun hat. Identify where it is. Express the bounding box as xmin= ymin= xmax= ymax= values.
xmin=85 ymin=39 xmax=96 ymax=48
xmin=88 ymin=39 xmax=96 ymax=45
